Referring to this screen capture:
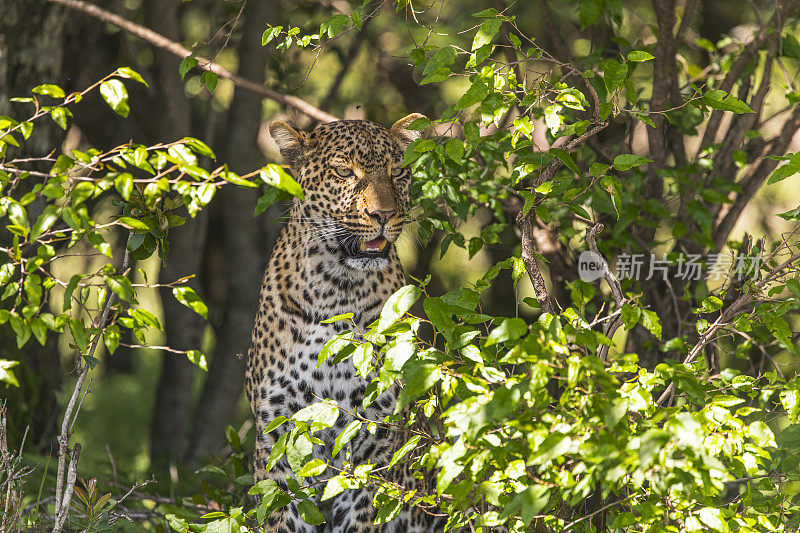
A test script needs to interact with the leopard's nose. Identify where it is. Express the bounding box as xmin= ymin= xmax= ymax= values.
xmin=368 ymin=209 xmax=396 ymax=225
